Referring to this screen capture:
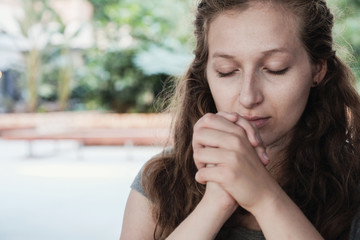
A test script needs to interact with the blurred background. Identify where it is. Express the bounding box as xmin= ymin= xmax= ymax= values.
xmin=0 ymin=0 xmax=359 ymax=239
xmin=0 ymin=0 xmax=359 ymax=113
xmin=0 ymin=0 xmax=194 ymax=113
